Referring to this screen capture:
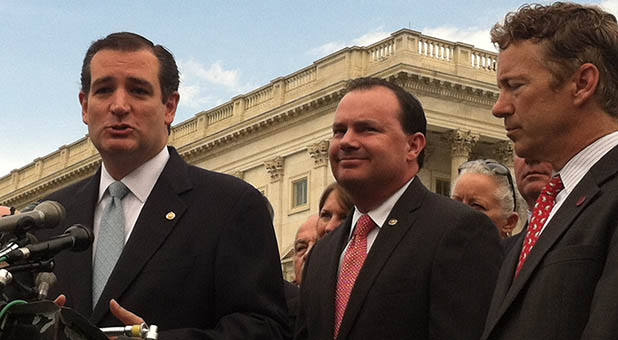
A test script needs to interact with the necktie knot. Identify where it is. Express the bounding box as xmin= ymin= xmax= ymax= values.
xmin=354 ymin=214 xmax=375 ymax=238
xmin=108 ymin=181 xmax=129 ymax=199
xmin=544 ymin=175 xmax=564 ymax=197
